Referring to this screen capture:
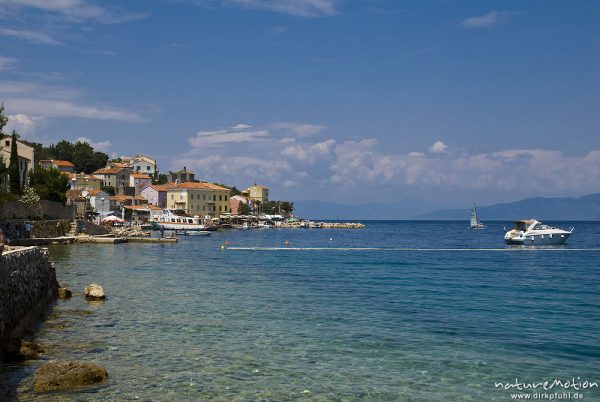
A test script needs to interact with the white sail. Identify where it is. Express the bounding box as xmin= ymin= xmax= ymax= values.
xmin=469 ymin=203 xmax=485 ymax=229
